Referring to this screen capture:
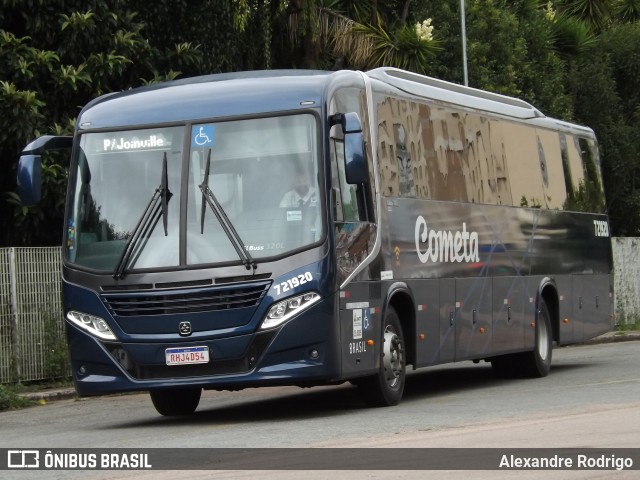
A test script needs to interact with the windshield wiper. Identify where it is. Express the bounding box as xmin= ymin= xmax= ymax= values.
xmin=113 ymin=152 xmax=173 ymax=279
xmin=199 ymin=149 xmax=257 ymax=271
